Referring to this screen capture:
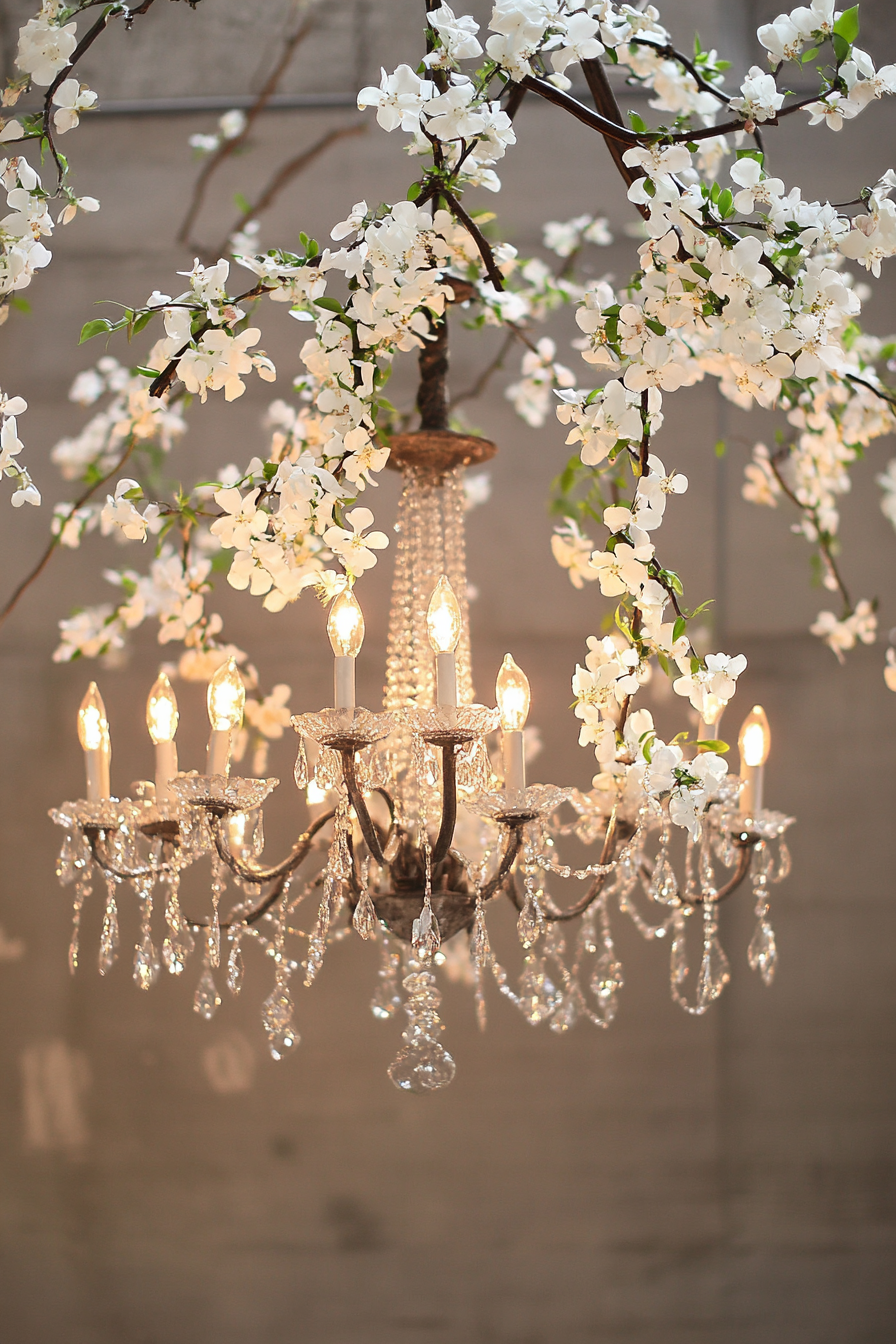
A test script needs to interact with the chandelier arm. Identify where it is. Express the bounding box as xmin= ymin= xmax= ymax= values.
xmin=479 ymin=822 xmax=526 ymax=901
xmin=184 ymin=870 xmax=292 ymax=932
xmin=85 ymin=829 xmax=158 ymax=881
xmin=523 ymin=810 xmax=623 ymax=923
xmin=211 ymin=808 xmax=336 ymax=884
xmin=339 ymin=750 xmax=386 ymax=864
xmin=430 ymin=744 xmax=458 ymax=868
xmin=678 ymin=843 xmax=753 ymax=906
